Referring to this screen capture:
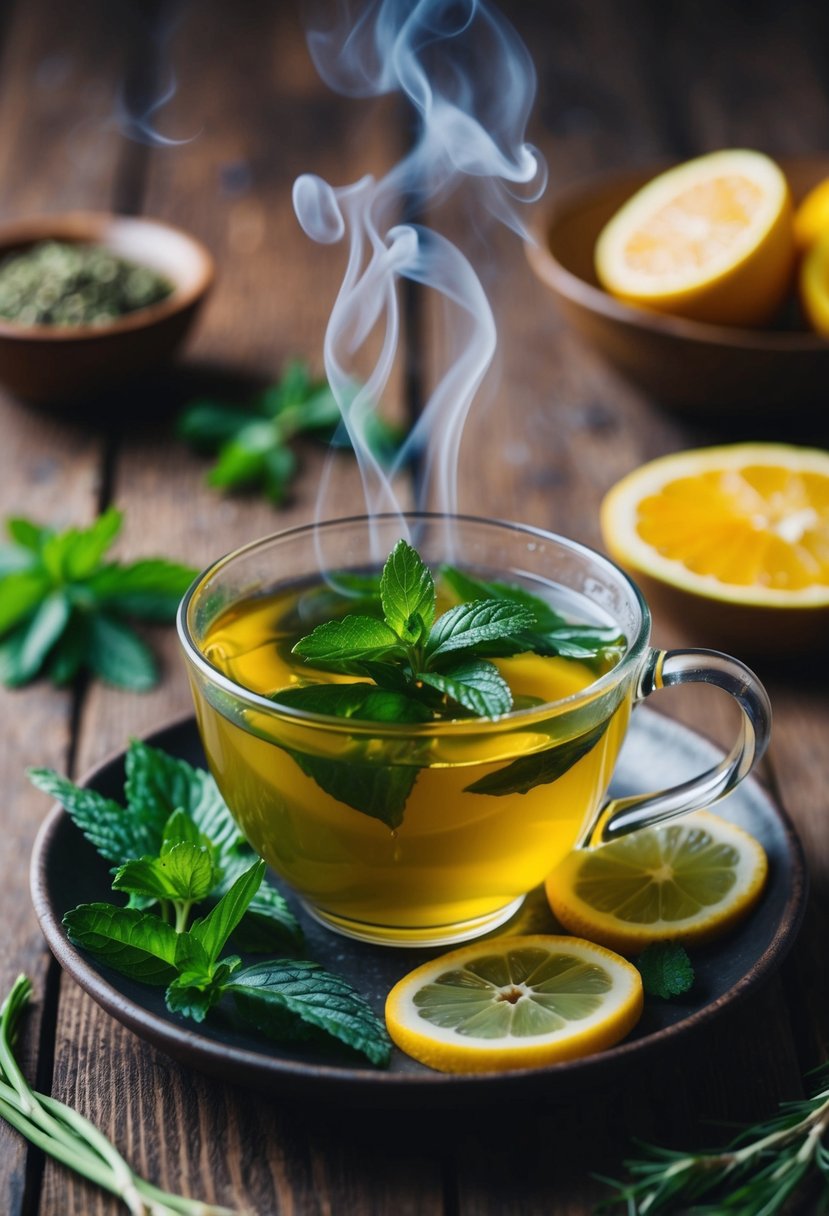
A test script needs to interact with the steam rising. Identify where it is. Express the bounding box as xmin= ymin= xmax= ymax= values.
xmin=293 ymin=0 xmax=546 ymax=537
